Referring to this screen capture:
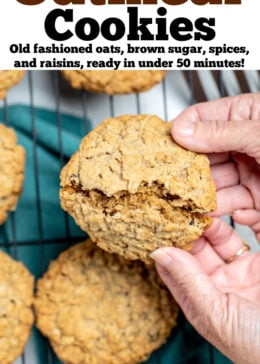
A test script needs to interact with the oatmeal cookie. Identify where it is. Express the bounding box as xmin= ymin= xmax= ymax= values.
xmin=0 ymin=71 xmax=26 ymax=99
xmin=0 ymin=123 xmax=26 ymax=225
xmin=0 ymin=250 xmax=34 ymax=364
xmin=60 ymin=115 xmax=216 ymax=264
xmin=34 ymin=240 xmax=178 ymax=364
xmin=62 ymin=70 xmax=166 ymax=94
